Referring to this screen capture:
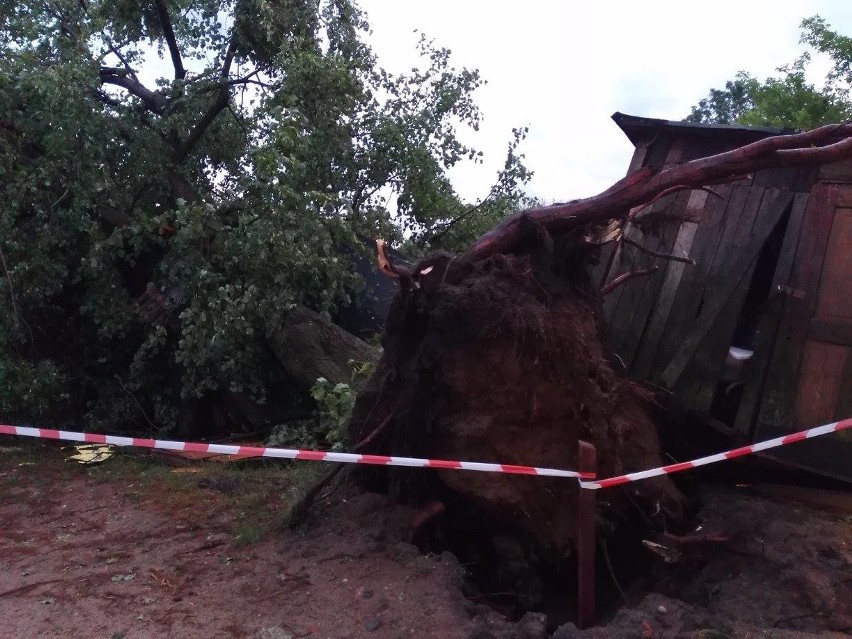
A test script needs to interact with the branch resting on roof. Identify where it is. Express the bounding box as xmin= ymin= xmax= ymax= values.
xmin=466 ymin=122 xmax=852 ymax=263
